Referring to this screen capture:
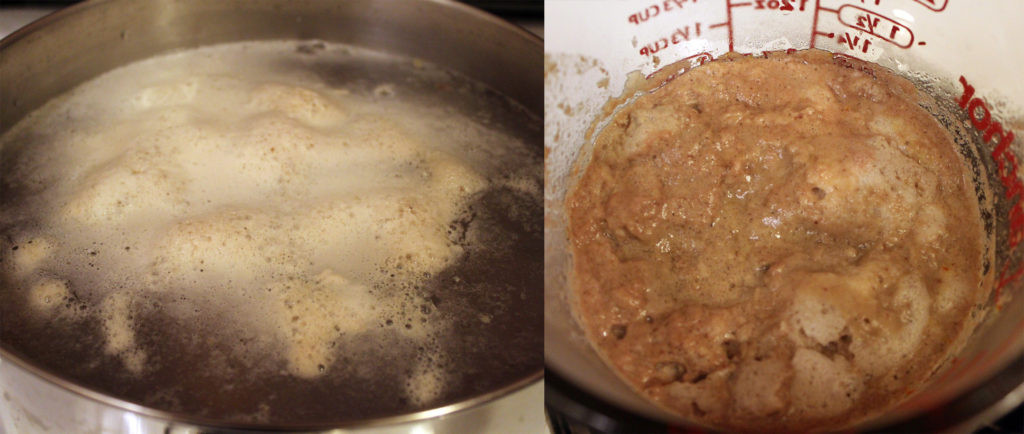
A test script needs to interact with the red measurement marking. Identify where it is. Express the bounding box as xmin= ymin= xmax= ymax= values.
xmin=917 ymin=41 xmax=926 ymax=46
xmin=627 ymin=0 xmax=694 ymax=26
xmin=860 ymin=0 xmax=880 ymax=5
xmin=709 ymin=22 xmax=729 ymax=29
xmin=837 ymin=32 xmax=872 ymax=53
xmin=958 ymin=76 xmax=1024 ymax=291
xmin=731 ymin=1 xmax=753 ymax=7
xmin=912 ymin=0 xmax=948 ymax=12
xmin=809 ymin=0 xmax=821 ymax=48
xmin=752 ymin=0 xmax=809 ymax=11
xmin=726 ymin=0 xmax=735 ymax=51
xmin=837 ymin=5 xmax=914 ymax=48
xmin=638 ymin=24 xmax=704 ymax=57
